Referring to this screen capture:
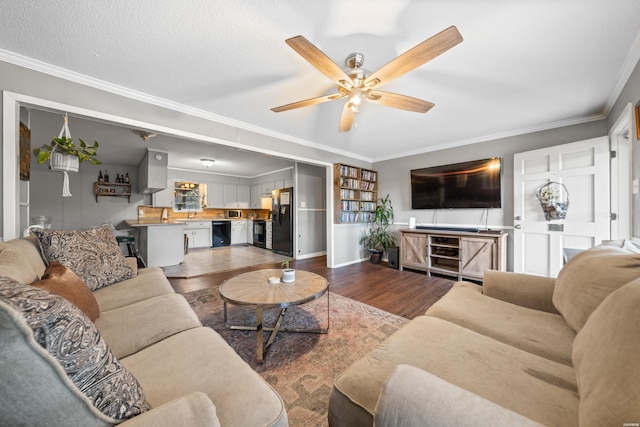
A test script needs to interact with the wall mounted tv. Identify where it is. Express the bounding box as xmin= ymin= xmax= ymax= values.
xmin=411 ymin=157 xmax=502 ymax=209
